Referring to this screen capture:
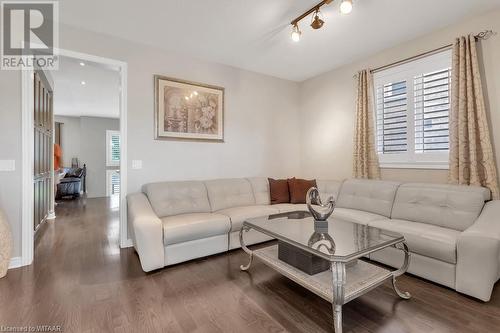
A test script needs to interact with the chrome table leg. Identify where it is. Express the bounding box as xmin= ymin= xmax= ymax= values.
xmin=331 ymin=262 xmax=346 ymax=333
xmin=392 ymin=242 xmax=412 ymax=299
xmin=239 ymin=226 xmax=253 ymax=271
xmin=333 ymin=305 xmax=342 ymax=333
